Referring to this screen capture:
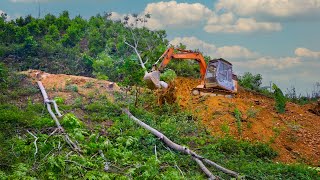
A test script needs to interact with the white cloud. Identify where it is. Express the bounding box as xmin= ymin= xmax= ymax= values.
xmin=235 ymin=56 xmax=301 ymax=70
xmin=169 ymin=36 xmax=258 ymax=59
xmin=109 ymin=1 xmax=285 ymax=33
xmin=108 ymin=0 xmax=214 ymax=29
xmin=215 ymin=0 xmax=320 ymax=19
xmin=143 ymin=1 xmax=213 ymax=29
xmin=295 ymin=48 xmax=320 ymax=58
xmin=205 ymin=17 xmax=281 ymax=33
